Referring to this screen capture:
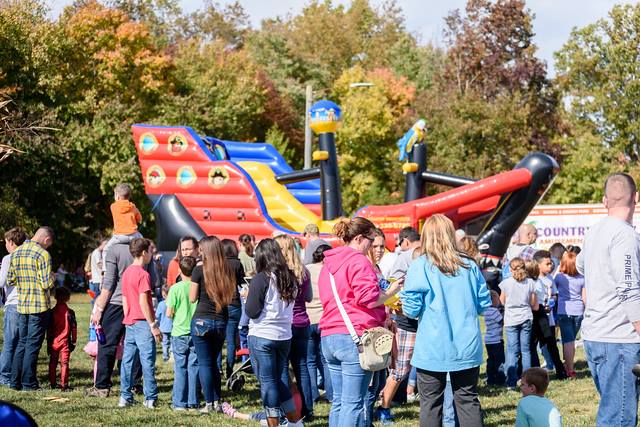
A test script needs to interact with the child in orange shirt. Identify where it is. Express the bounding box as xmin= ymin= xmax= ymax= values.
xmin=48 ymin=287 xmax=77 ymax=391
xmin=103 ymin=183 xmax=143 ymax=271
xmin=111 ymin=183 xmax=142 ymax=236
